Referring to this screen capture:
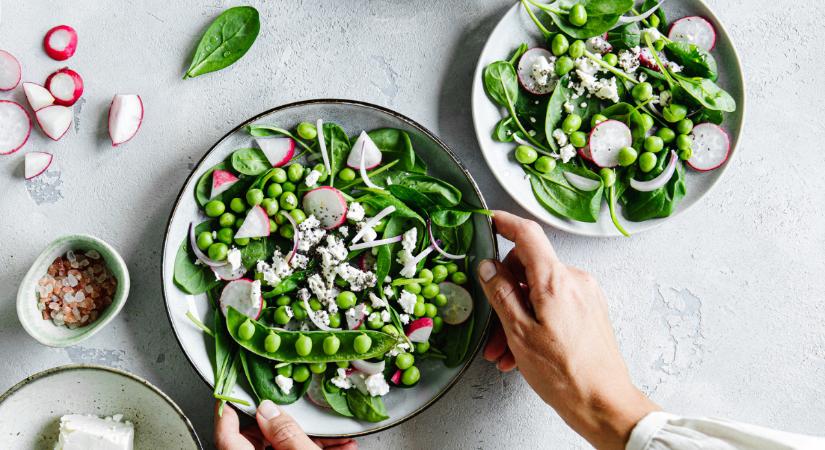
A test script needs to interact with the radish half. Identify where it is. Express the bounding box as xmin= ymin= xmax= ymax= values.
xmin=406 ymin=317 xmax=434 ymax=343
xmin=303 ymin=186 xmax=348 ymax=229
xmin=220 ymin=279 xmax=263 ymax=319
xmin=43 ymin=25 xmax=78 ymax=61
xmin=45 ymin=68 xmax=84 ymax=106
xmin=256 ymin=137 xmax=295 ymax=167
xmin=438 ymin=282 xmax=473 ymax=325
xmin=687 ymin=123 xmax=730 ymax=171
xmin=23 ymin=82 xmax=55 ymax=111
xmin=579 ymin=145 xmax=594 ymax=162
xmin=517 ymin=48 xmax=556 ymax=95
xmin=108 ymin=94 xmax=144 ymax=146
xmin=35 ymin=105 xmax=73 ymax=141
xmin=234 ymin=206 xmax=271 ymax=239
xmin=0 ymin=101 xmax=32 ymax=155
xmin=669 ymin=16 xmax=716 ymax=51
xmin=346 ymin=131 xmax=382 ymax=169
xmin=589 ymin=120 xmax=632 ymax=168
xmin=0 ymin=50 xmax=21 ymax=91
xmin=25 ymin=152 xmax=53 ymax=179
xmin=639 ymin=48 xmax=663 ymax=72
xmin=211 ymin=169 xmax=239 ymax=199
